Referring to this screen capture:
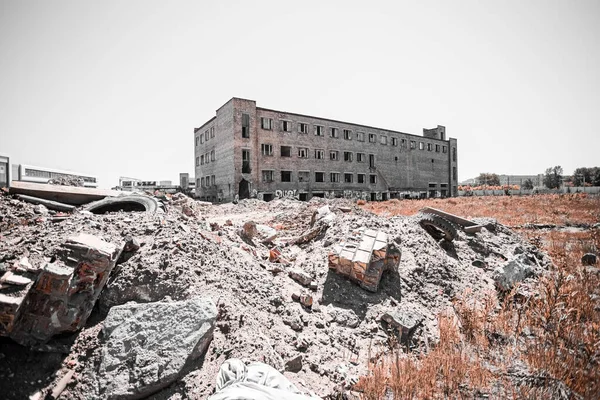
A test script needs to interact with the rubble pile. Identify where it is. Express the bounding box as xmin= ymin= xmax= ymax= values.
xmin=0 ymin=193 xmax=552 ymax=399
